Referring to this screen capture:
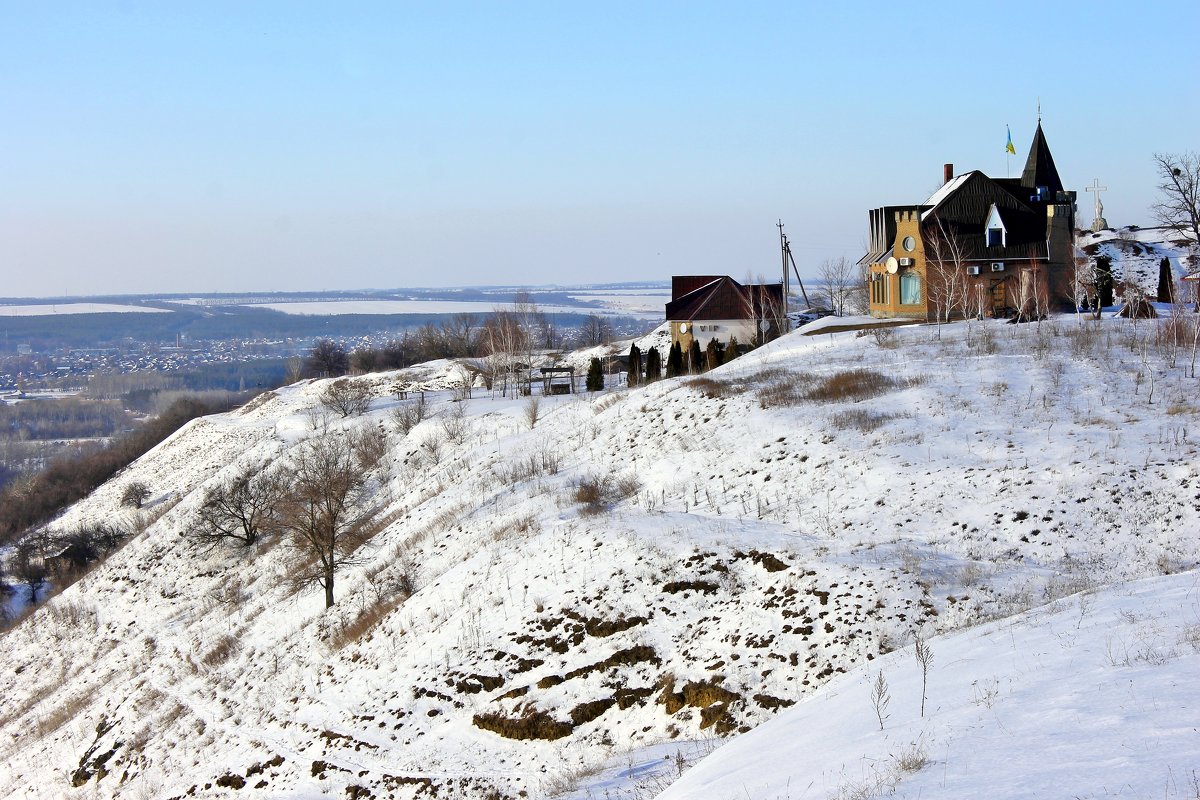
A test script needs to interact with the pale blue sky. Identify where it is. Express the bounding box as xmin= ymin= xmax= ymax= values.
xmin=1 ymin=1 xmax=1196 ymax=297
